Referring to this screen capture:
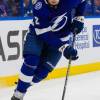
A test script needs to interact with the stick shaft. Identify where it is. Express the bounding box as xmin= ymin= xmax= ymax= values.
xmin=61 ymin=33 xmax=76 ymax=100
